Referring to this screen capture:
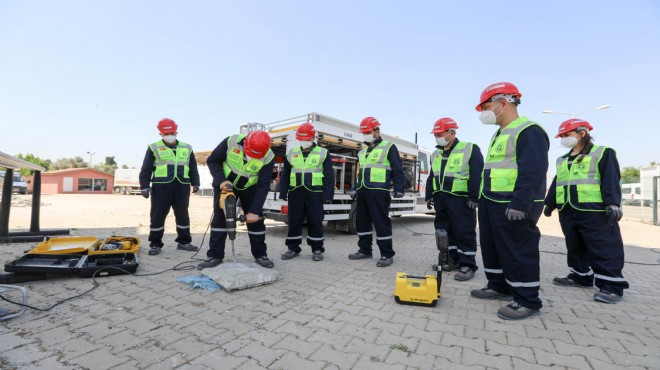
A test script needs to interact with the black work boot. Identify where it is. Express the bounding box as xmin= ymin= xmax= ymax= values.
xmin=348 ymin=251 xmax=373 ymax=260
xmin=148 ymin=246 xmax=161 ymax=256
xmin=197 ymin=258 xmax=222 ymax=270
xmin=177 ymin=243 xmax=199 ymax=252
xmin=255 ymin=256 xmax=274 ymax=268
xmin=281 ymin=250 xmax=300 ymax=260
